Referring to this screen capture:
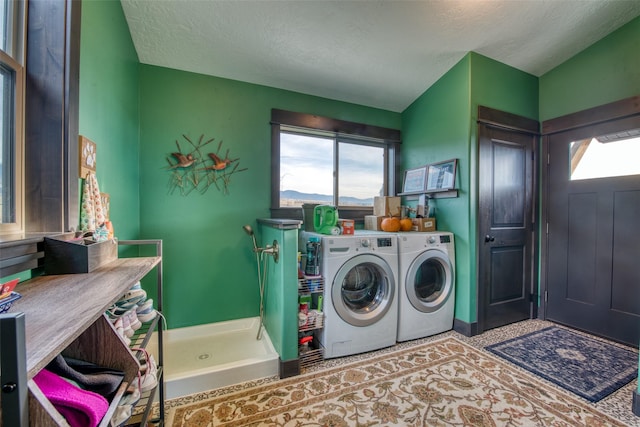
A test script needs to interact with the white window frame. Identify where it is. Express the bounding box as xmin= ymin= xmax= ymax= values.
xmin=0 ymin=0 xmax=25 ymax=235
